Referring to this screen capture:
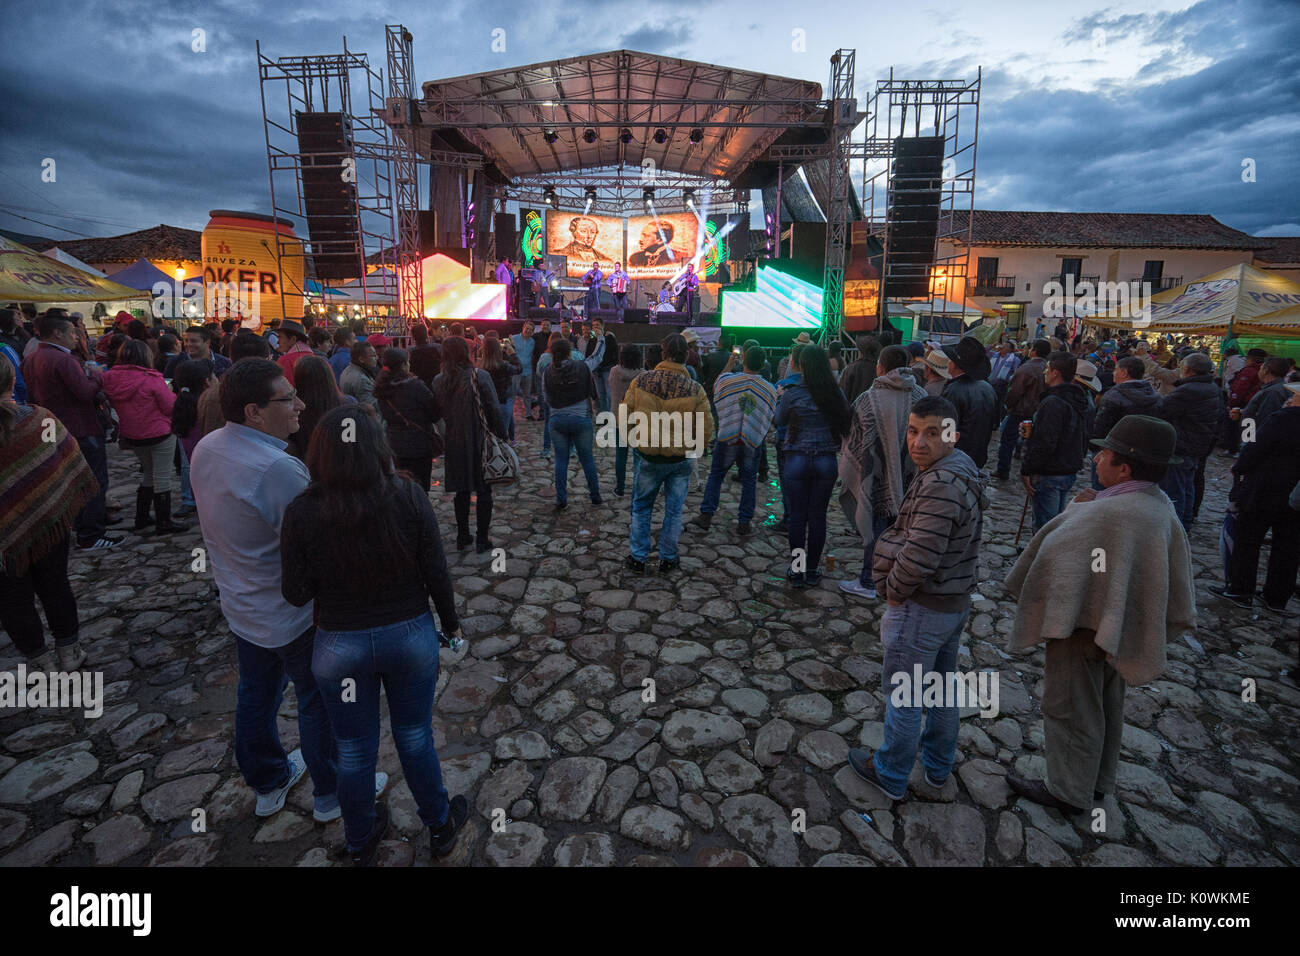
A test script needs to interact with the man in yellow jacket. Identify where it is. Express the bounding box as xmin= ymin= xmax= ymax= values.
xmin=622 ymin=333 xmax=713 ymax=573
